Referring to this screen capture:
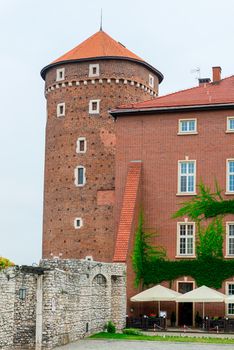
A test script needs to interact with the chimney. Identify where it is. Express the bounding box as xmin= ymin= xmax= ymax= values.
xmin=212 ymin=66 xmax=222 ymax=83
